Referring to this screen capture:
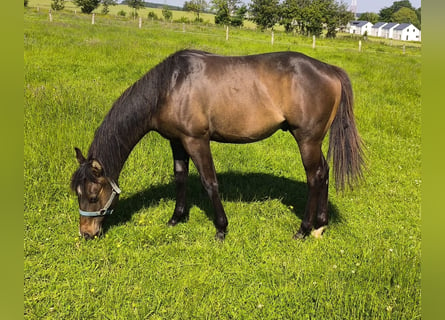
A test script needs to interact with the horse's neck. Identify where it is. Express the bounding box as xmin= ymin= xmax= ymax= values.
xmin=88 ymin=100 xmax=153 ymax=181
